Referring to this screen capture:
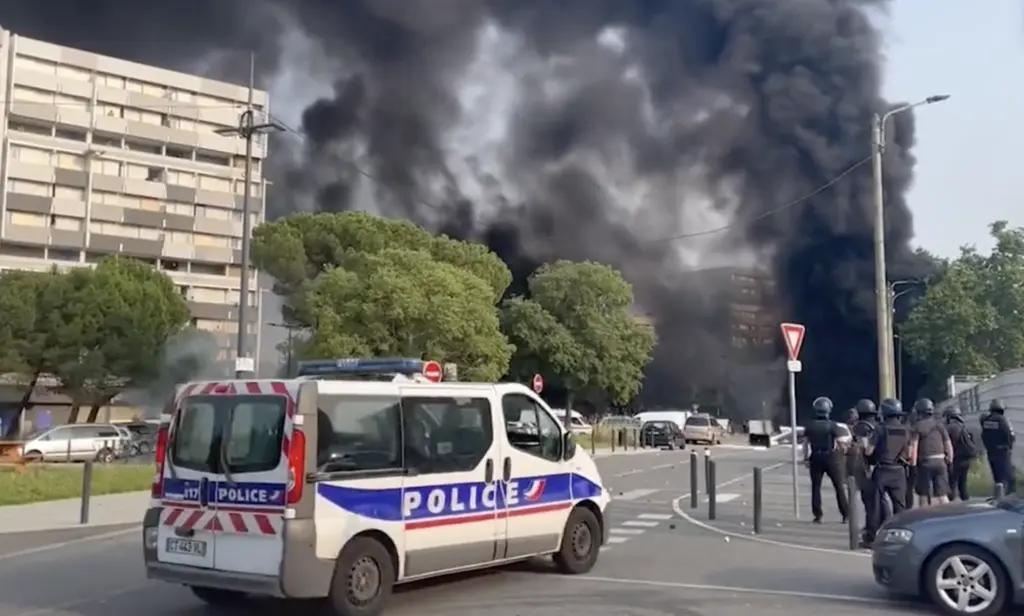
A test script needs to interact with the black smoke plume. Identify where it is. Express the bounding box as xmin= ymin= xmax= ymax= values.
xmin=0 ymin=0 xmax=938 ymax=414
